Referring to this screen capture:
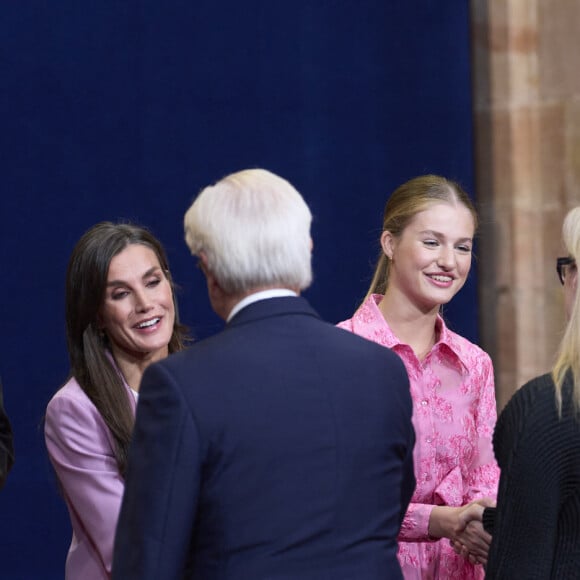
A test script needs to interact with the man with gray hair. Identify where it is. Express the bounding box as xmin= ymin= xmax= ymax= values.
xmin=113 ymin=168 xmax=415 ymax=580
